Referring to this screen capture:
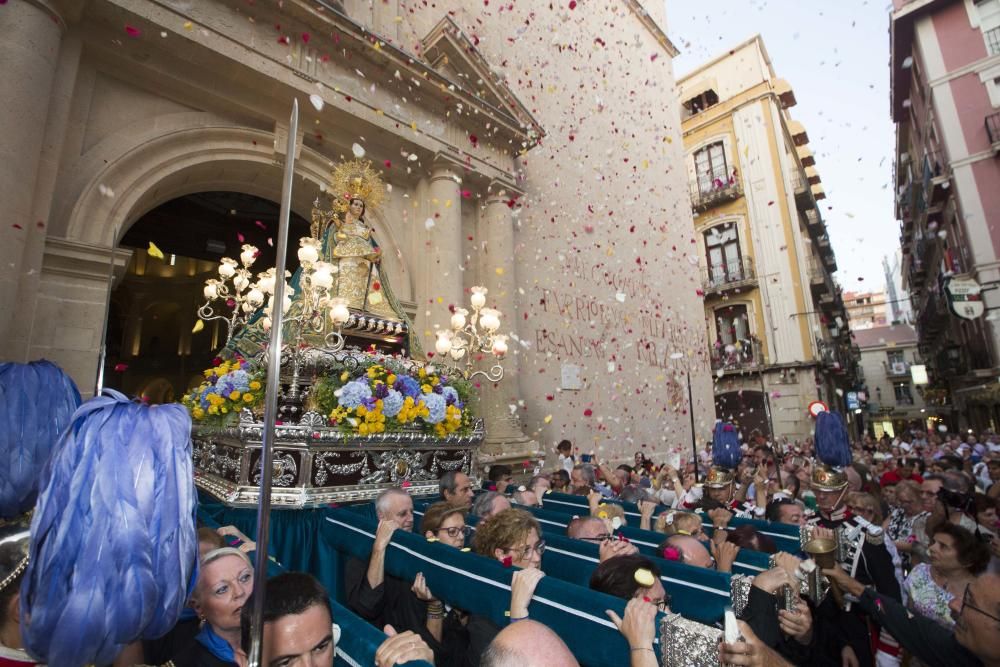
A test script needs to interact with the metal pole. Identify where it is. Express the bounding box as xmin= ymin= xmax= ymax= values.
xmin=94 ymin=223 xmax=119 ymax=396
xmin=246 ymin=98 xmax=298 ymax=667
xmin=687 ymin=371 xmax=699 ymax=483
